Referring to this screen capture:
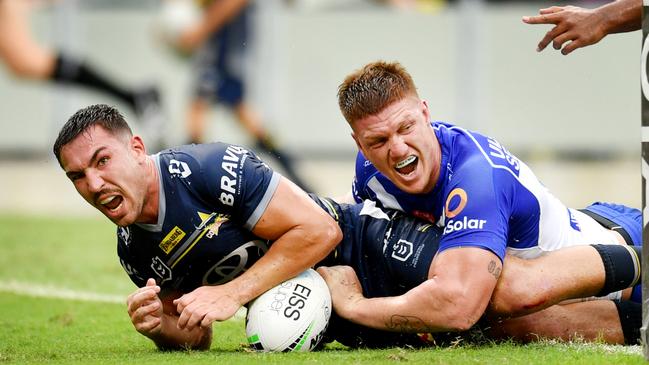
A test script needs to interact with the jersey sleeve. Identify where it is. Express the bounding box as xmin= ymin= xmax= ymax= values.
xmin=437 ymin=161 xmax=510 ymax=261
xmin=173 ymin=143 xmax=280 ymax=230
